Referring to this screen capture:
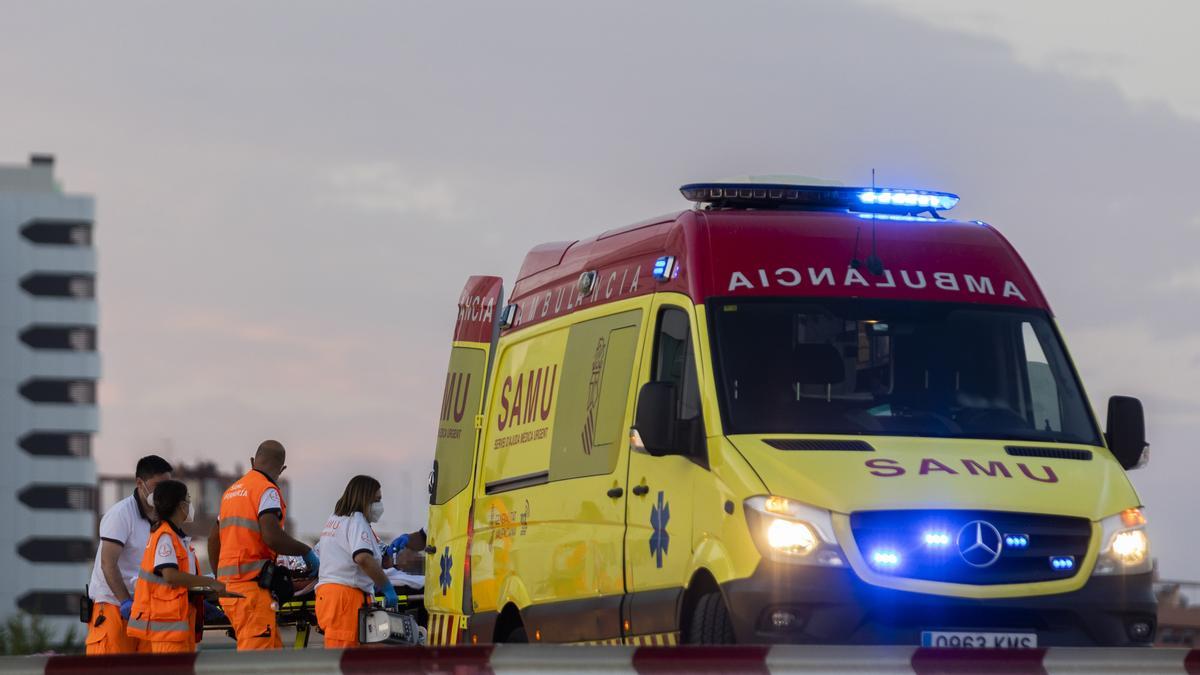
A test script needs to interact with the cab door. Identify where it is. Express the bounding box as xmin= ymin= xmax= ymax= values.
xmin=425 ymin=276 xmax=503 ymax=645
xmin=623 ymin=297 xmax=708 ymax=641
